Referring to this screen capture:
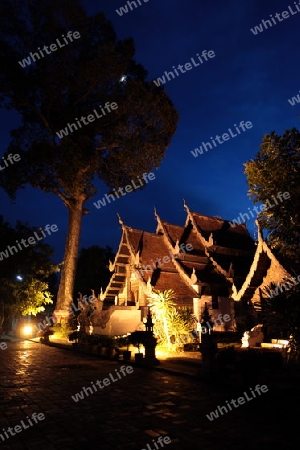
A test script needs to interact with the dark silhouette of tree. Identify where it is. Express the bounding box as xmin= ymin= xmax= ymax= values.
xmin=244 ymin=129 xmax=300 ymax=264
xmin=234 ymin=299 xmax=257 ymax=334
xmin=0 ymin=0 xmax=179 ymax=313
xmin=255 ymin=282 xmax=300 ymax=361
xmin=74 ymin=245 xmax=114 ymax=299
